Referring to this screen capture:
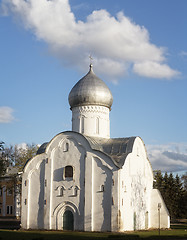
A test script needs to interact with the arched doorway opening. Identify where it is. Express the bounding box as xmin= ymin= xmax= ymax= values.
xmin=63 ymin=210 xmax=74 ymax=230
